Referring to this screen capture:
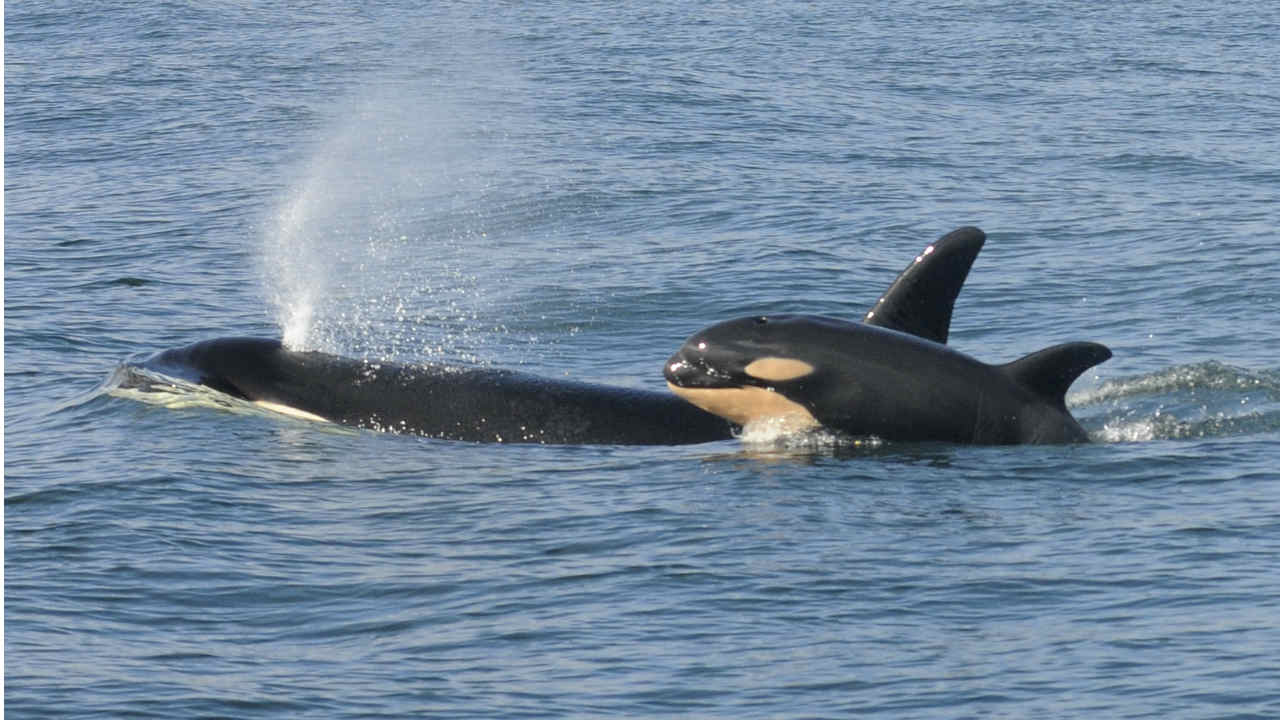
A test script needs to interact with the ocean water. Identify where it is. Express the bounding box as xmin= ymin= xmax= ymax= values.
xmin=6 ymin=2 xmax=1280 ymax=717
